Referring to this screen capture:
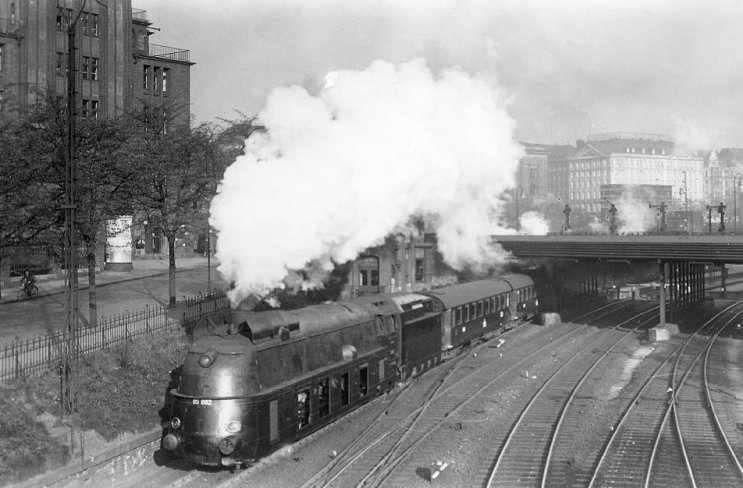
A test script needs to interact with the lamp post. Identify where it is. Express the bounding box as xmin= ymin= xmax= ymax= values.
xmin=734 ymin=173 xmax=743 ymax=233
